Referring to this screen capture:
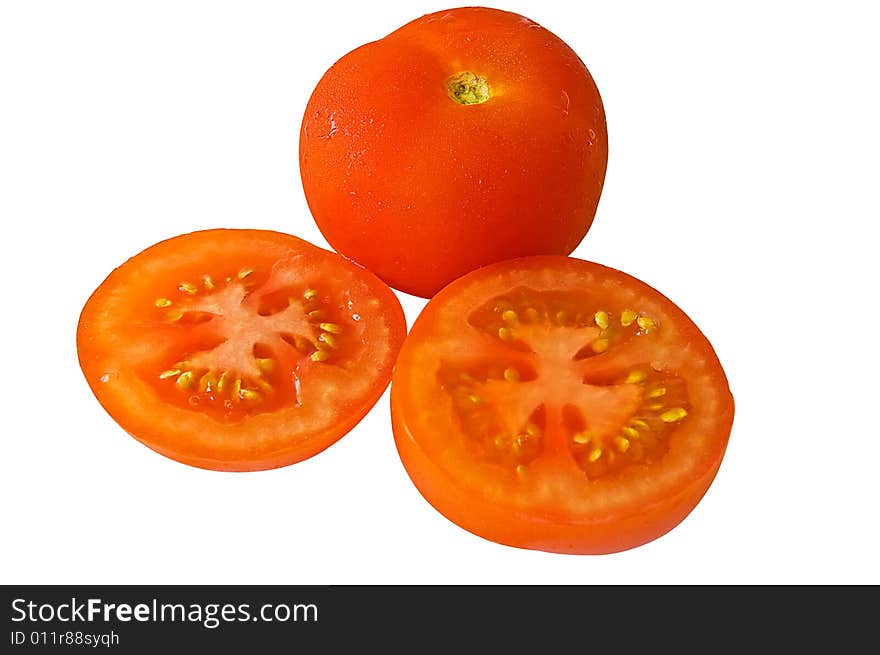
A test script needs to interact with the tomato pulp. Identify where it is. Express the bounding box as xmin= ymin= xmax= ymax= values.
xmin=77 ymin=229 xmax=407 ymax=471
xmin=300 ymin=7 xmax=608 ymax=297
xmin=391 ymin=256 xmax=734 ymax=554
